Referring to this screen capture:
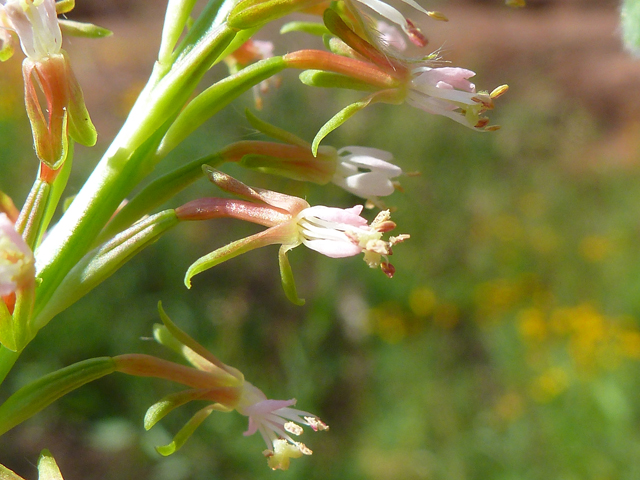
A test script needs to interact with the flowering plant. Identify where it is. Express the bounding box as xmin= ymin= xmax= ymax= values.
xmin=0 ymin=0 xmax=518 ymax=475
